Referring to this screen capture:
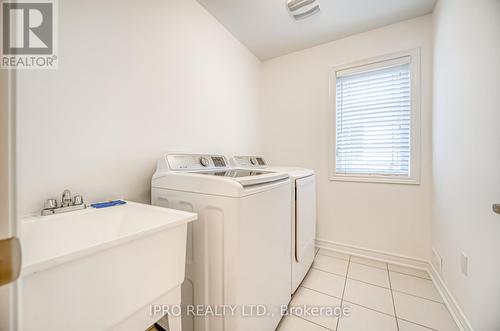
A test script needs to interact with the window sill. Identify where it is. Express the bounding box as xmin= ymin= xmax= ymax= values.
xmin=329 ymin=174 xmax=420 ymax=185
